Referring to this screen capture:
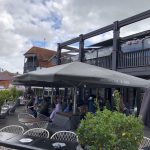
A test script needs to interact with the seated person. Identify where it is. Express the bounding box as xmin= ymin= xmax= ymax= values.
xmin=38 ymin=97 xmax=50 ymax=117
xmin=26 ymin=95 xmax=37 ymax=118
xmin=49 ymin=99 xmax=62 ymax=122
xmin=64 ymin=103 xmax=73 ymax=112
xmin=119 ymin=96 xmax=129 ymax=116
xmin=88 ymin=95 xmax=96 ymax=113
